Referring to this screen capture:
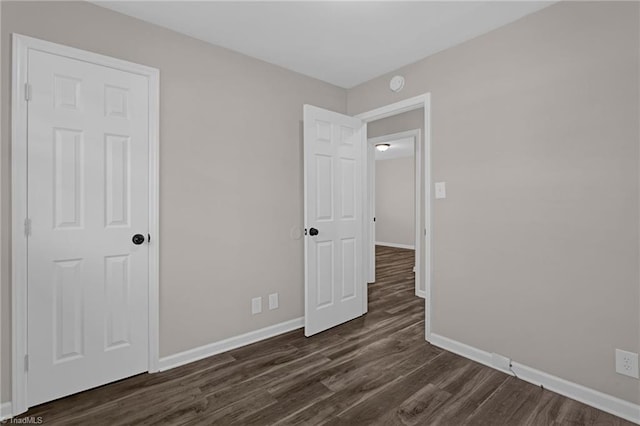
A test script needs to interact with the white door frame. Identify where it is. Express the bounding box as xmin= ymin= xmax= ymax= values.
xmin=11 ymin=34 xmax=160 ymax=416
xmin=367 ymin=129 xmax=422 ymax=298
xmin=356 ymin=93 xmax=432 ymax=341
